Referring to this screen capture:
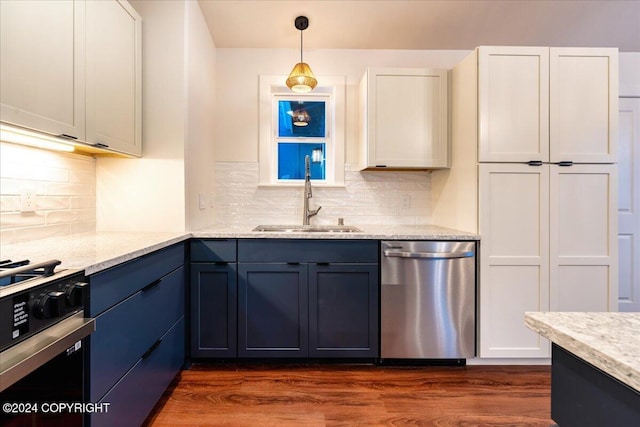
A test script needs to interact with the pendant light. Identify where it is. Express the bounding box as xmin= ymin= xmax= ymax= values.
xmin=286 ymin=16 xmax=317 ymax=93
xmin=290 ymin=108 xmax=310 ymax=126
